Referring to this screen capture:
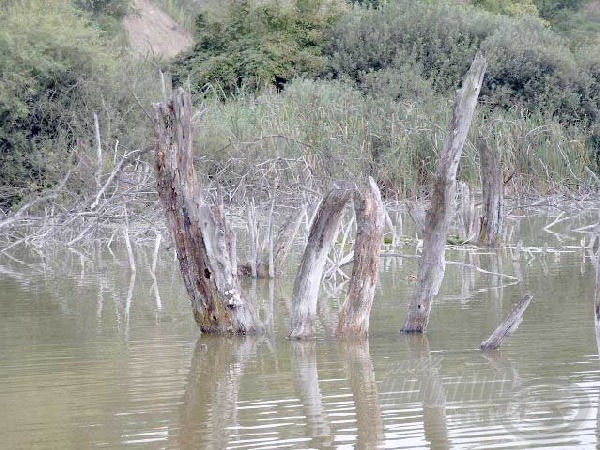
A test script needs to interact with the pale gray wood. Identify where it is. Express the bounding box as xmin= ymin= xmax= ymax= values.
xmin=289 ymin=186 xmax=353 ymax=339
xmin=480 ymin=293 xmax=533 ymax=351
xmin=402 ymin=54 xmax=487 ymax=333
